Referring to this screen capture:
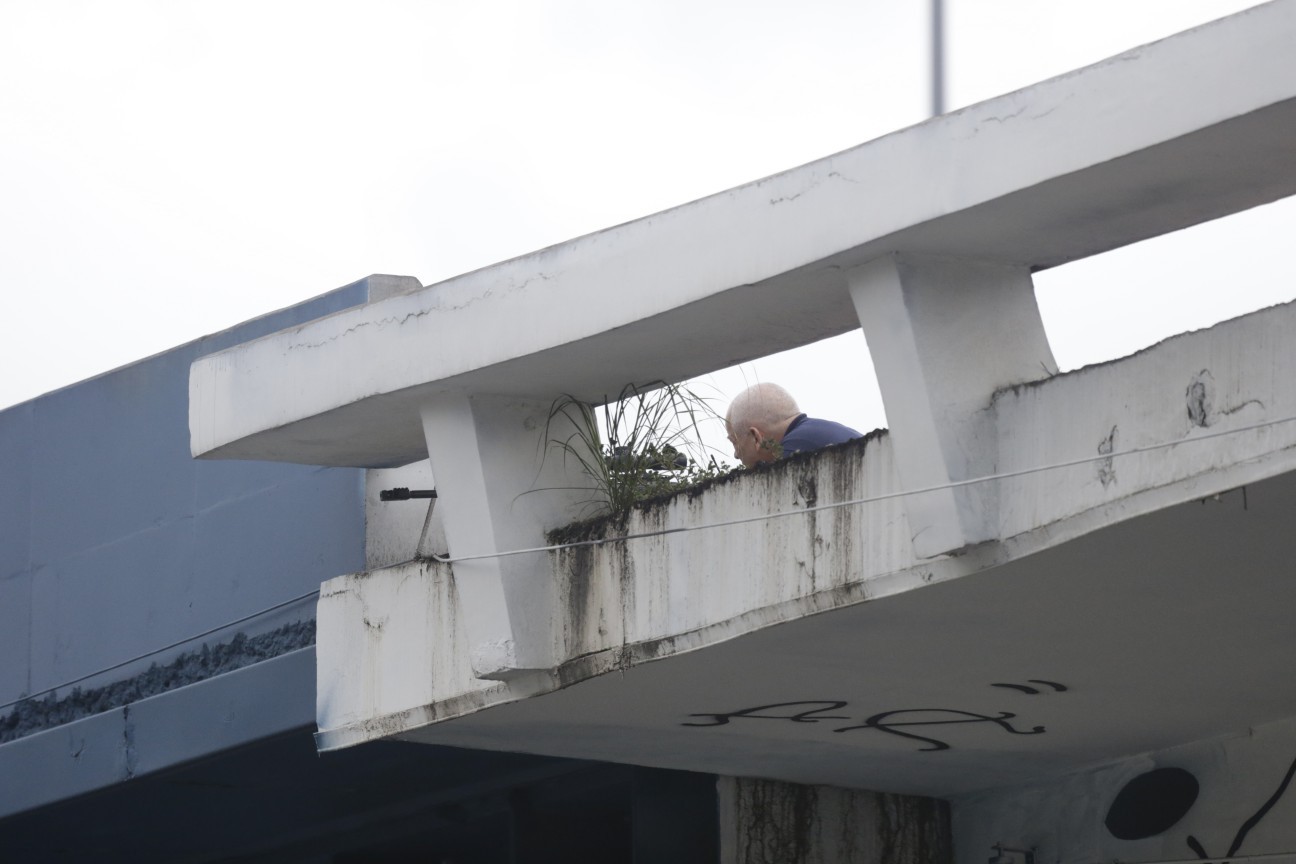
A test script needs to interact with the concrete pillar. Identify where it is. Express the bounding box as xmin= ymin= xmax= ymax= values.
xmin=718 ymin=777 xmax=951 ymax=864
xmin=848 ymin=253 xmax=1056 ymax=558
xmin=420 ymin=393 xmax=597 ymax=679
